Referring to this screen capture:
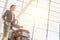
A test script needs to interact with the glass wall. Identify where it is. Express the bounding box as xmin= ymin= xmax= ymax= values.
xmin=48 ymin=0 xmax=59 ymax=40
xmin=0 ymin=0 xmax=6 ymax=39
